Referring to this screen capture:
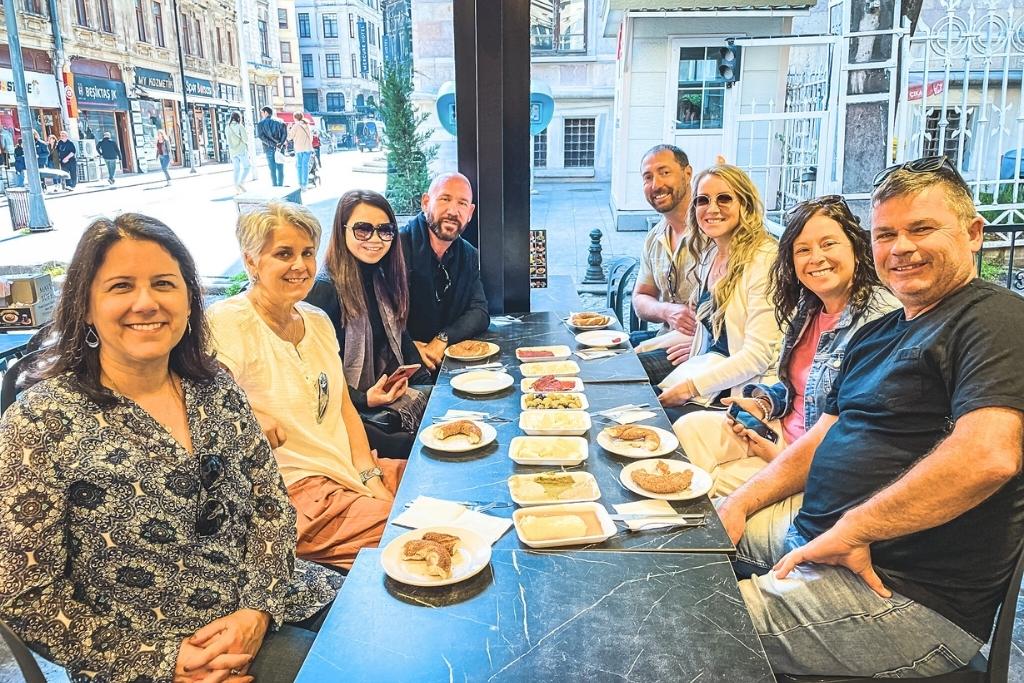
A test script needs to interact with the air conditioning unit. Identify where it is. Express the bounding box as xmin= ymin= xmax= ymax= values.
xmin=79 ymin=138 xmax=97 ymax=159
